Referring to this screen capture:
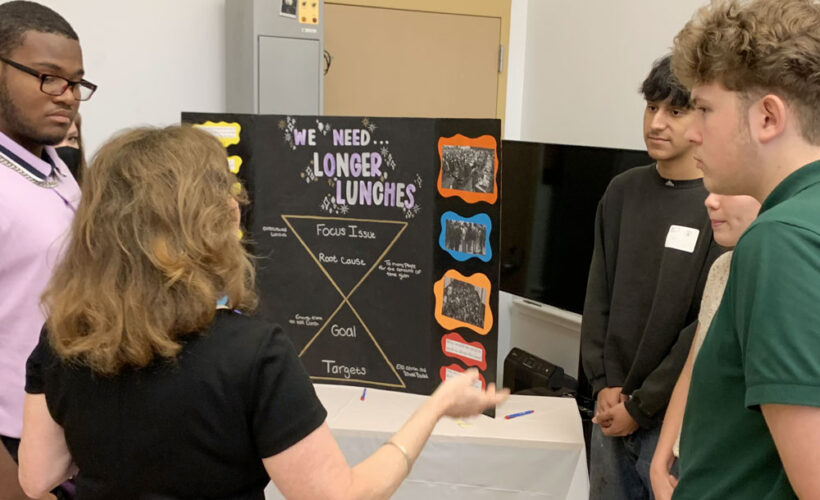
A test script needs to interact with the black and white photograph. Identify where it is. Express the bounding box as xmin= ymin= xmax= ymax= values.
xmin=444 ymin=219 xmax=487 ymax=256
xmin=280 ymin=0 xmax=297 ymax=18
xmin=440 ymin=145 xmax=495 ymax=193
xmin=441 ymin=277 xmax=486 ymax=328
